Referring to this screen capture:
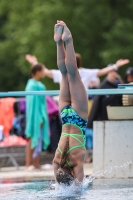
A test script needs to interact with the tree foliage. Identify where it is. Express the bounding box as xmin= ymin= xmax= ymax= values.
xmin=0 ymin=0 xmax=133 ymax=91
